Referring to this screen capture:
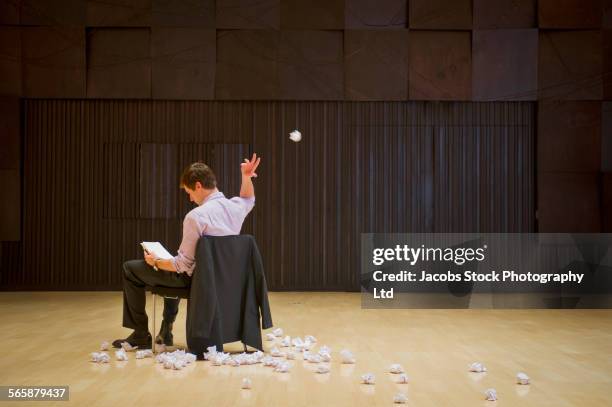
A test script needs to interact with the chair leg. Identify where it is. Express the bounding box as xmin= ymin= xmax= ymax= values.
xmin=152 ymin=293 xmax=157 ymax=354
